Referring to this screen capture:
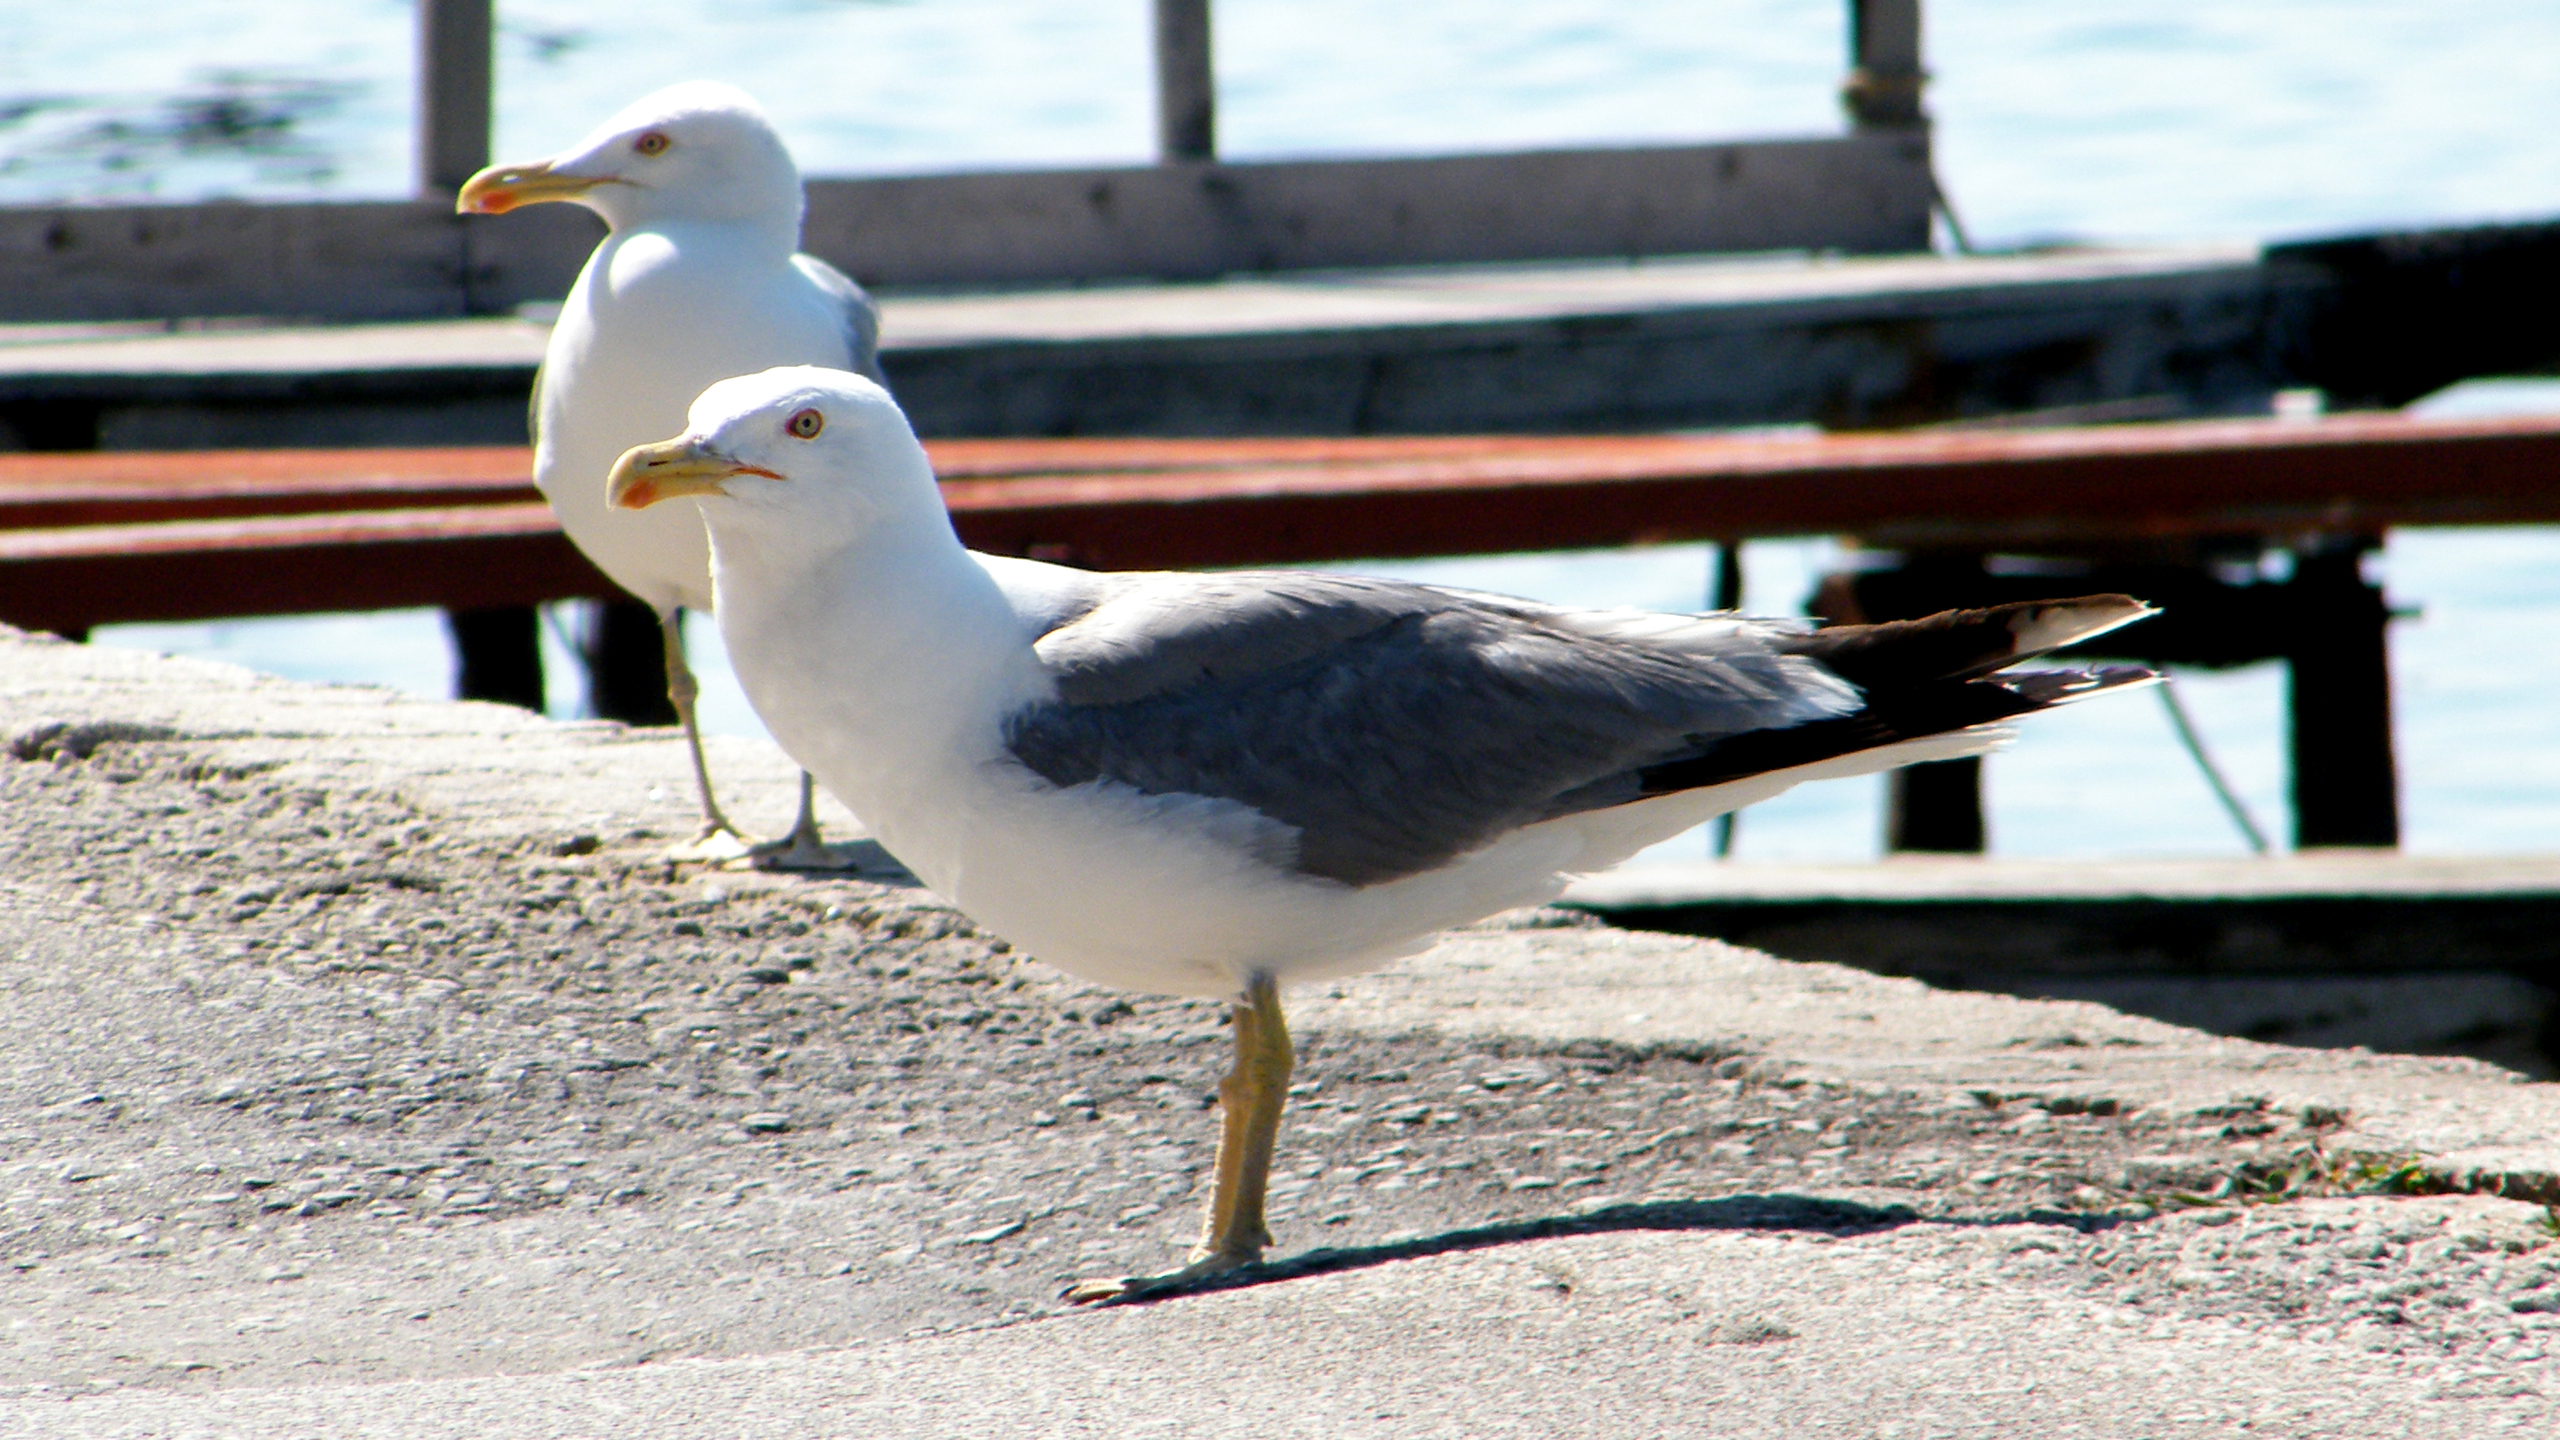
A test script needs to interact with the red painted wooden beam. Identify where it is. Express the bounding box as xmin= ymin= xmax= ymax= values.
xmin=5 ymin=412 xmax=2557 ymax=543
xmin=0 ymin=446 xmax=537 ymax=528
xmin=5 ymin=412 xmax=2559 ymax=633
xmin=0 ymin=505 xmax=616 ymax=633
xmin=933 ymin=413 xmax=2560 ymax=567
